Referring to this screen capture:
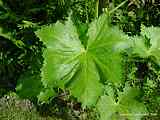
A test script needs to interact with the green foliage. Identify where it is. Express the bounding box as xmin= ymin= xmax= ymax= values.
xmin=127 ymin=25 xmax=160 ymax=65
xmin=1 ymin=0 xmax=160 ymax=120
xmin=35 ymin=13 xmax=127 ymax=107
xmin=38 ymin=88 xmax=56 ymax=104
xmin=16 ymin=72 xmax=43 ymax=100
xmin=122 ymin=24 xmax=160 ymax=119
xmin=0 ymin=27 xmax=12 ymax=40
xmin=111 ymin=0 xmax=160 ymax=35
xmin=71 ymin=0 xmax=96 ymax=23
xmin=97 ymin=84 xmax=147 ymax=120
xmin=0 ymin=0 xmax=96 ymax=90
